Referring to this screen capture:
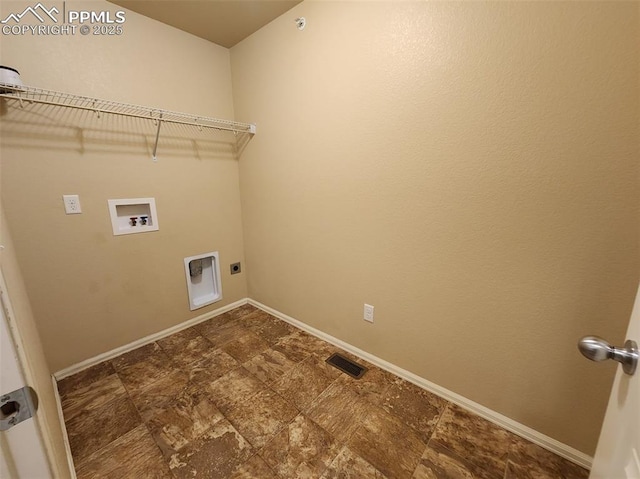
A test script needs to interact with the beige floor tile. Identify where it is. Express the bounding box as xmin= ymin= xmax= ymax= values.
xmin=197 ymin=315 xmax=249 ymax=346
xmin=242 ymin=312 xmax=297 ymax=344
xmin=413 ymin=440 xmax=497 ymax=479
xmin=147 ymin=382 xmax=225 ymax=456
xmin=168 ymin=418 xmax=253 ymax=479
xmin=334 ymin=363 xmax=396 ymax=407
xmin=348 ymin=405 xmax=426 ymax=479
xmin=157 ymin=327 xmax=217 ymax=368
xmin=57 ymin=361 xmax=116 ymax=397
xmin=187 ymin=347 xmax=240 ymax=387
xmin=272 ymin=355 xmax=339 ymax=410
xmin=507 ymin=437 xmax=589 ymax=479
xmin=229 ymin=454 xmax=280 ymax=479
xmin=60 ymin=373 xmax=127 ymax=422
xmin=243 ymin=347 xmax=298 ymax=385
xmin=221 ymin=329 xmax=271 ymax=363
xmin=431 ymin=404 xmax=514 ymax=478
xmin=129 ymin=367 xmax=190 ymax=421
xmin=111 ymin=342 xmax=179 ymax=394
xmin=321 ymin=446 xmax=388 ymax=479
xmin=65 ymin=394 xmax=141 ymax=463
xmin=224 ymin=388 xmax=299 ymax=449
xmin=380 ymin=378 xmax=447 ymax=442
xmin=206 ymin=367 xmax=266 ymax=413
xmin=306 ymin=381 xmax=371 ymax=443
xmin=274 ymin=330 xmax=332 ymax=362
xmin=260 ymin=413 xmax=340 ymax=478
xmin=75 ymin=425 xmax=173 ymax=479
